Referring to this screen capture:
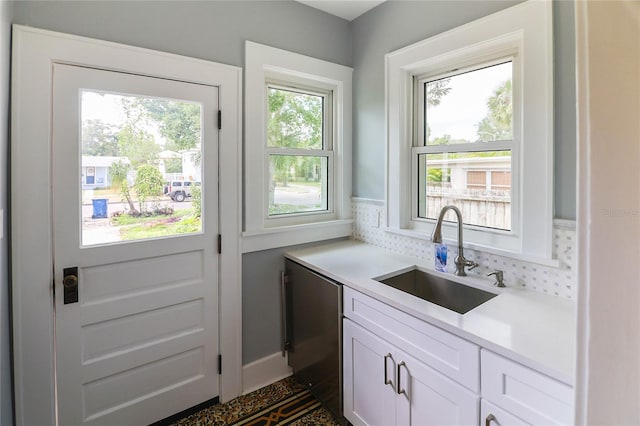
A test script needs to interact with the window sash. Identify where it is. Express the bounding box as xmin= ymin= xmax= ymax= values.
xmin=414 ymin=56 xmax=515 ymax=148
xmin=264 ymin=150 xmax=334 ymax=219
xmin=265 ymin=82 xmax=333 ymax=151
xmin=264 ymin=82 xmax=335 ymax=220
xmin=412 ymin=147 xmax=515 ymax=232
